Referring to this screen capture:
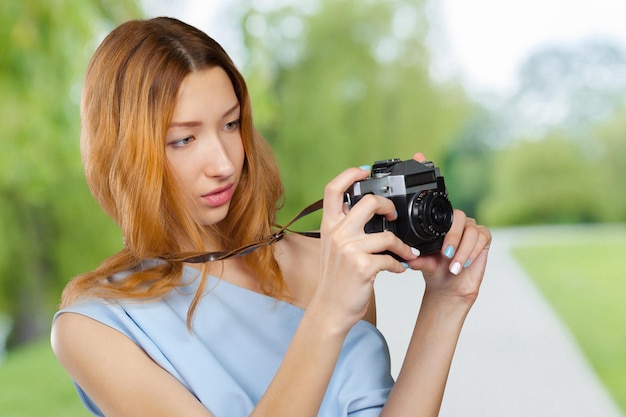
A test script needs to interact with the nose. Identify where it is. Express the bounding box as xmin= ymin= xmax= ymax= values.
xmin=202 ymin=137 xmax=237 ymax=178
